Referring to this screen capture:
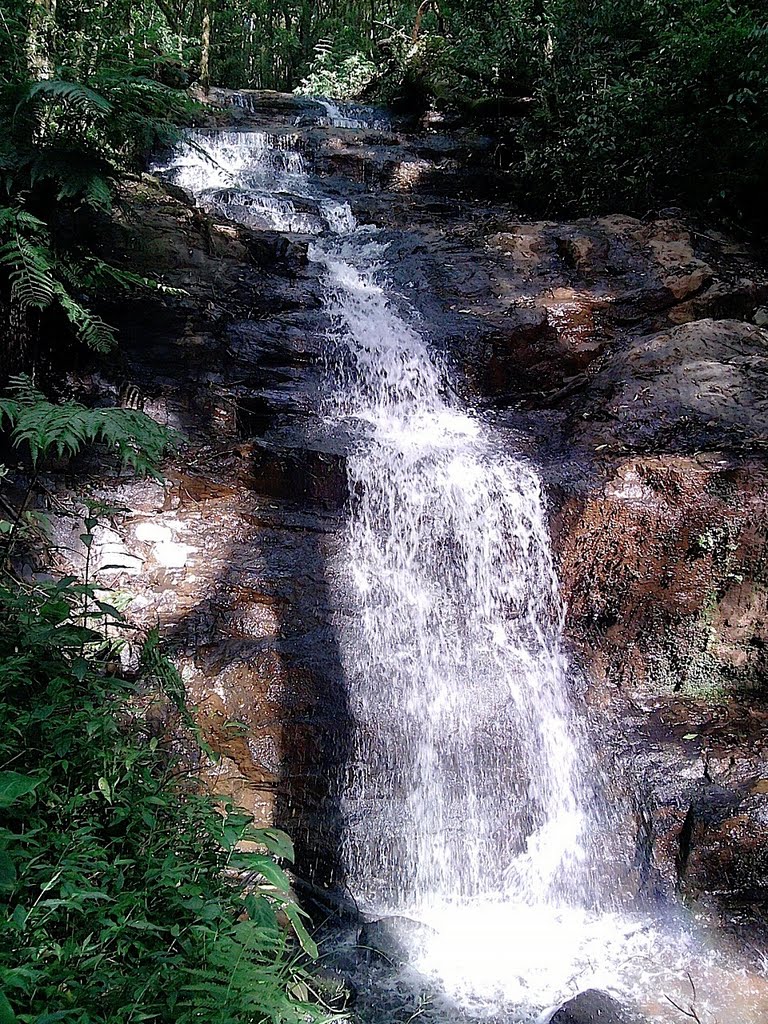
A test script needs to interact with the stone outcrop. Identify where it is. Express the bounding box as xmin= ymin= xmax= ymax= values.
xmin=546 ymin=989 xmax=648 ymax=1024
